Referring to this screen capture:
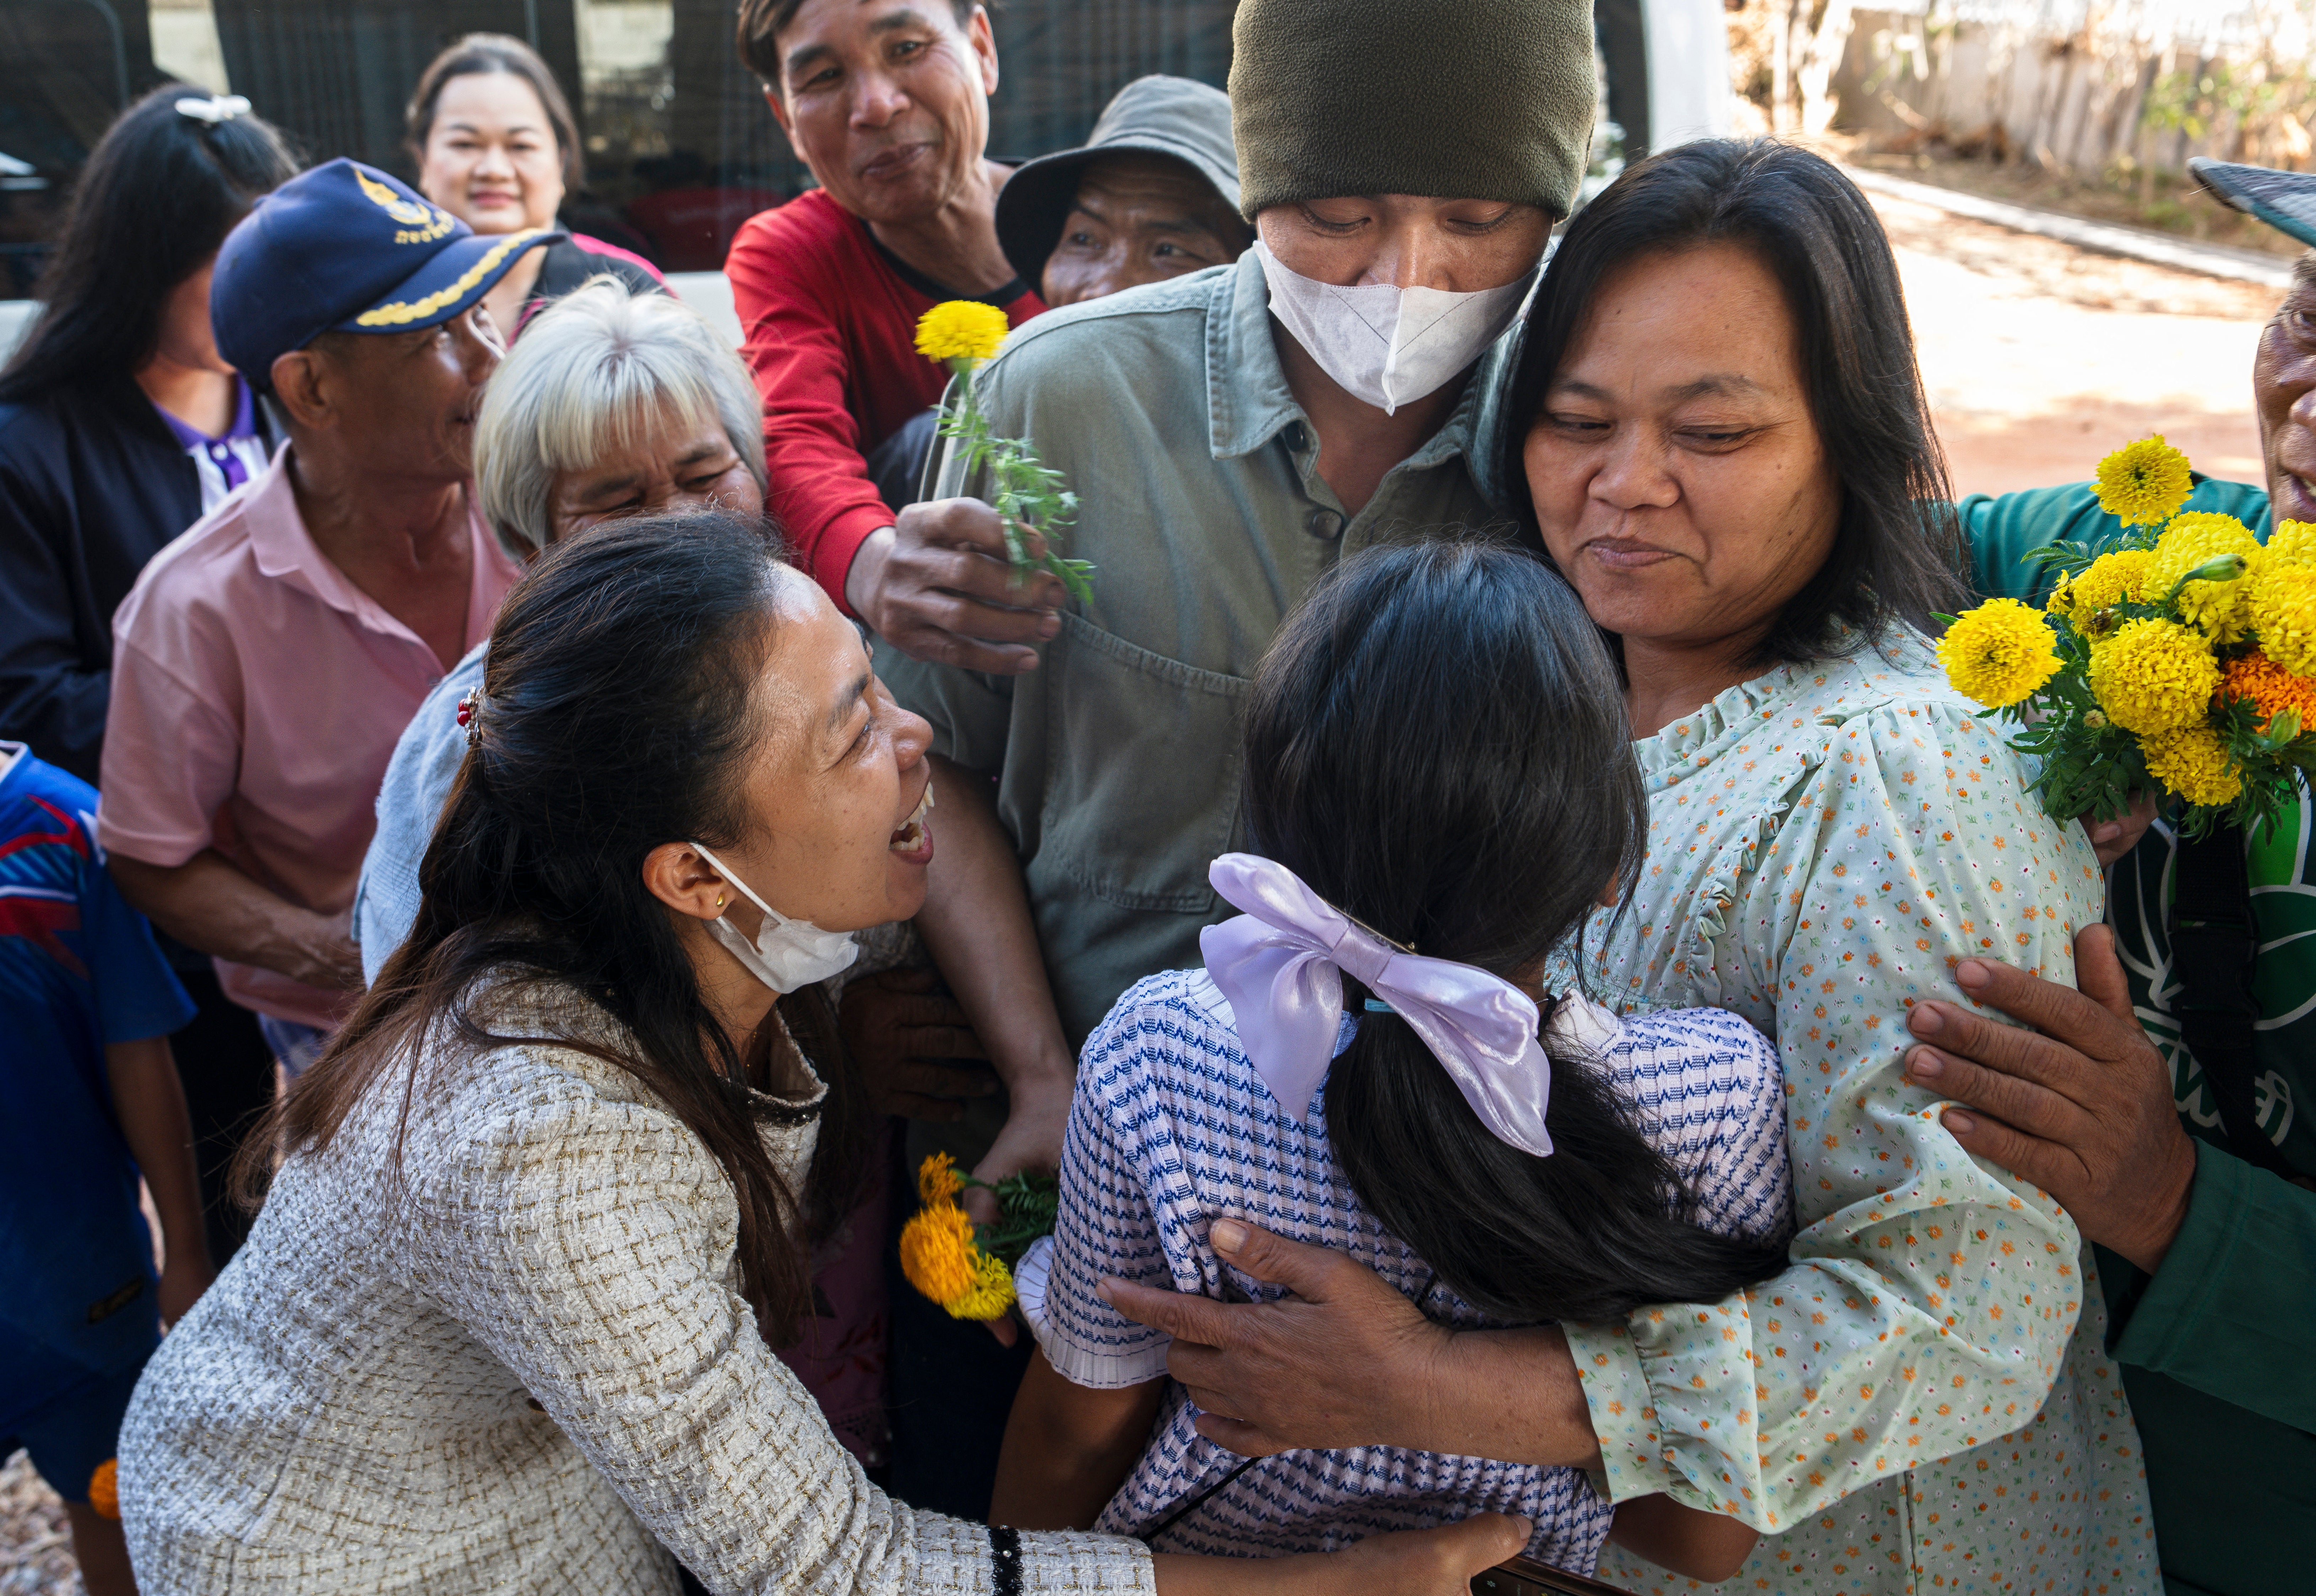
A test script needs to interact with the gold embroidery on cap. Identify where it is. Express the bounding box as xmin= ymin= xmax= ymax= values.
xmin=356 ymin=167 xmax=454 ymax=241
xmin=354 ymin=229 xmax=548 ymax=328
